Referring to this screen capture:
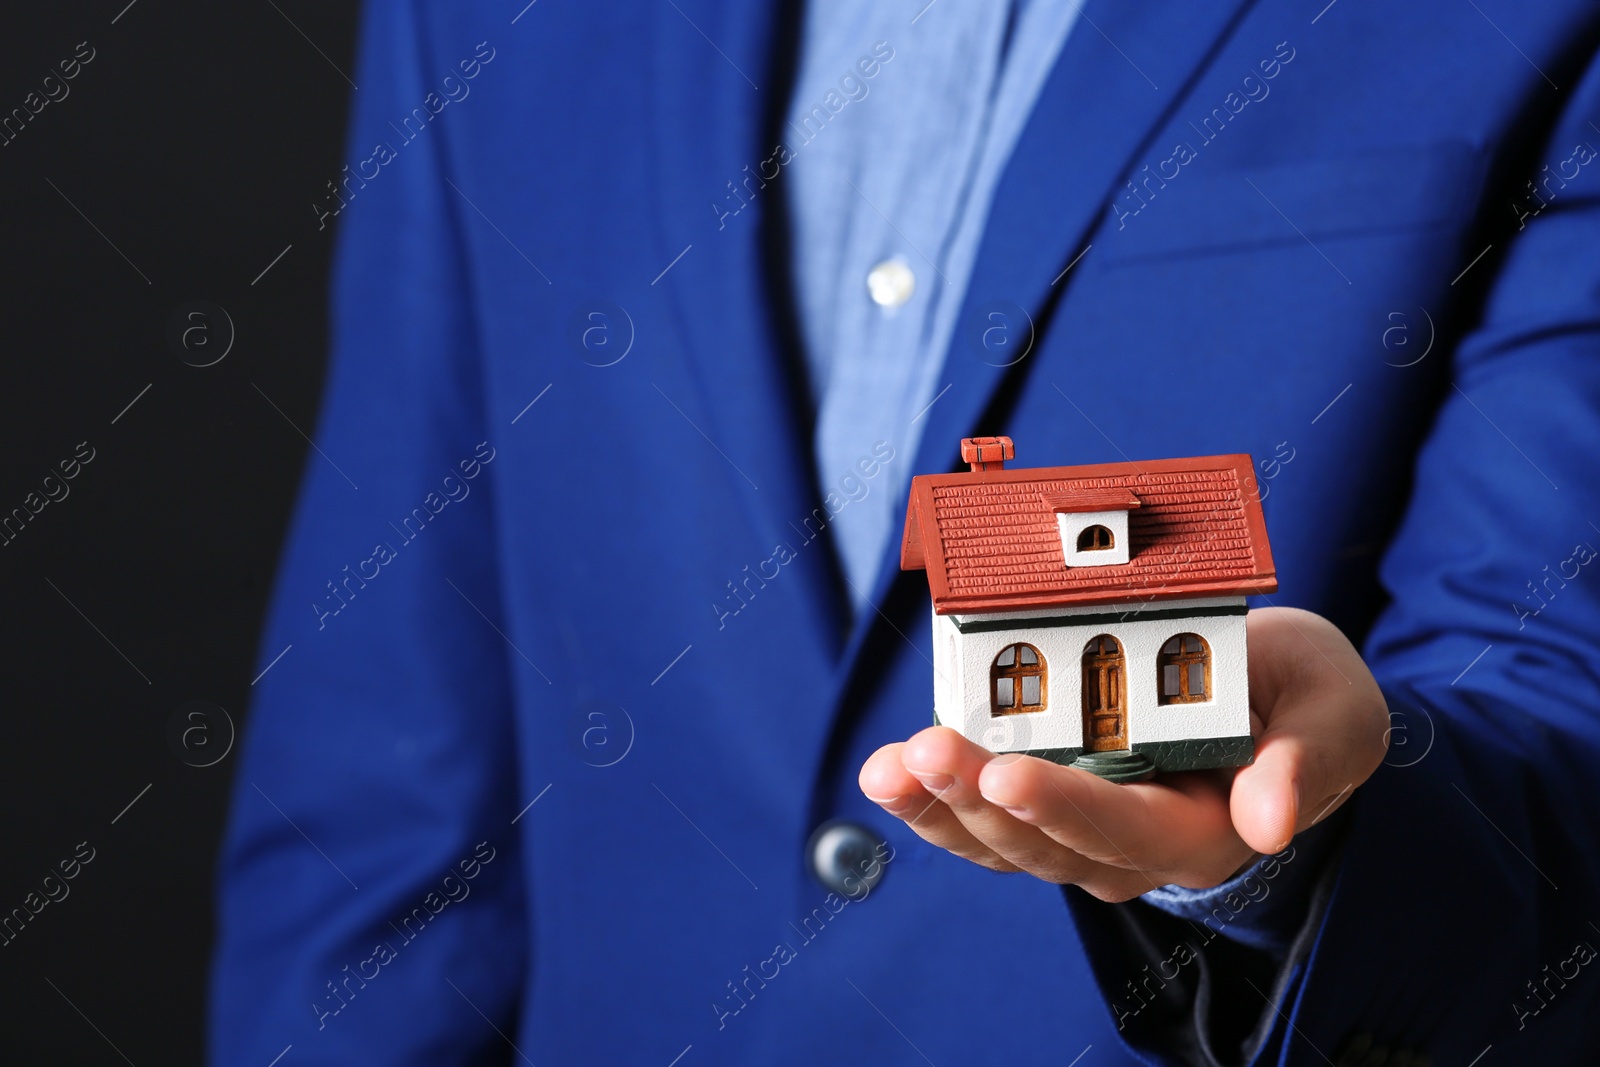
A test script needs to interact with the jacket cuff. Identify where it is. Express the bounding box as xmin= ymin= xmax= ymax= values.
xmin=1138 ymin=803 xmax=1351 ymax=954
